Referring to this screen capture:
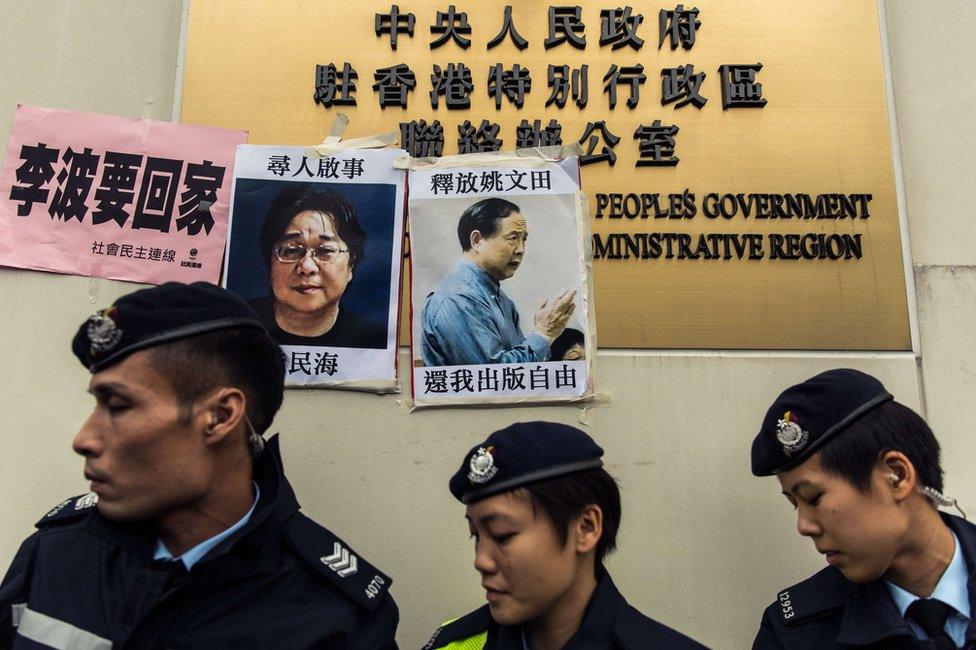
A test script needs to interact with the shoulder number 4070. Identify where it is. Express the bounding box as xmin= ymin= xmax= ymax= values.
xmin=365 ymin=574 xmax=386 ymax=599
